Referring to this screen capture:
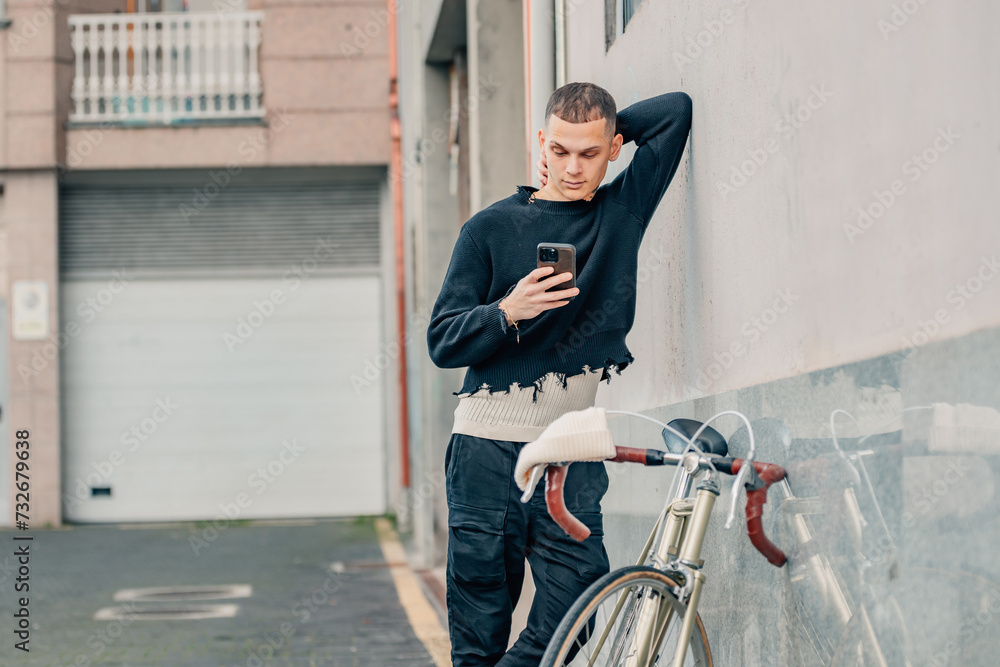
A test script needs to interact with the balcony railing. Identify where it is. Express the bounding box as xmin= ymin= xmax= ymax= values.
xmin=69 ymin=11 xmax=264 ymax=124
